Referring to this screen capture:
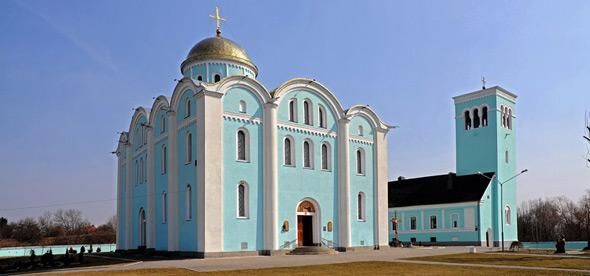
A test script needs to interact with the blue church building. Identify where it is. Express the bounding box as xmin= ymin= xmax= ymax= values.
xmin=114 ymin=10 xmax=392 ymax=256
xmin=388 ymin=86 xmax=525 ymax=248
